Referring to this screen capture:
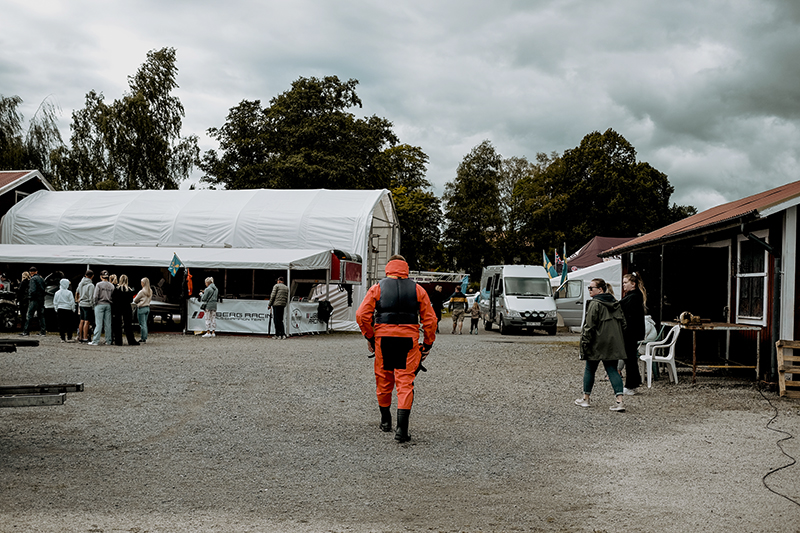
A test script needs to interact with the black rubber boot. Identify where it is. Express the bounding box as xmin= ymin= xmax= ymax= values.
xmin=379 ymin=406 xmax=392 ymax=432
xmin=395 ymin=408 xmax=411 ymax=442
